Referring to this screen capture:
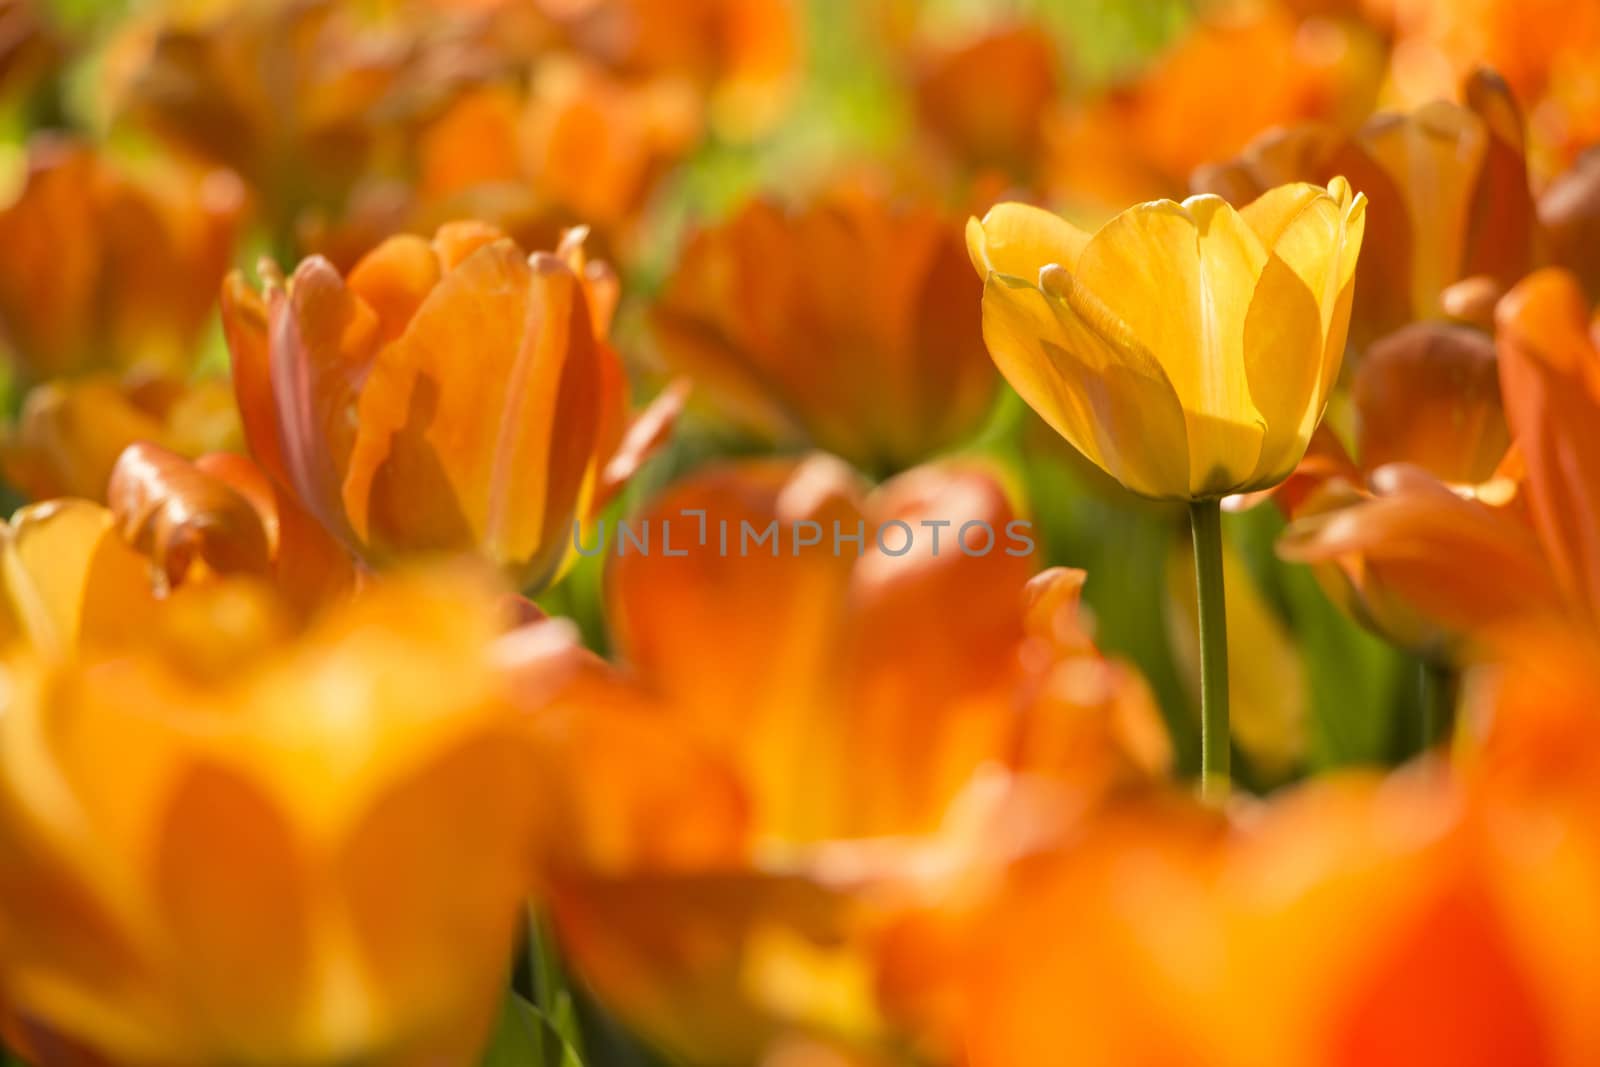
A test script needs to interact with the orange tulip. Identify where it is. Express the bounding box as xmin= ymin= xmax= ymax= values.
xmin=1277 ymin=267 xmax=1600 ymax=656
xmin=0 ymin=567 xmax=573 ymax=1066
xmin=414 ymin=57 xmax=700 ymax=250
xmin=0 ymin=138 xmax=244 ymax=381
xmin=911 ymin=23 xmax=1060 ymax=184
xmin=532 ymin=0 xmax=800 ymax=139
xmin=967 ymin=762 xmax=1597 ymax=1067
xmin=106 ymin=442 xmax=357 ymax=613
xmin=1046 ymin=5 xmax=1383 ymax=211
xmin=529 ymin=456 xmax=1169 ymax=1063
xmin=652 ymin=189 xmax=996 ymax=474
xmin=1194 ymin=70 xmax=1538 ymax=350
xmin=1 ymin=372 xmax=242 ymax=504
xmin=103 ymin=0 xmax=464 ymax=233
xmin=1386 ymin=0 xmax=1600 ymax=173
xmin=222 ymin=222 xmax=682 ymax=590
